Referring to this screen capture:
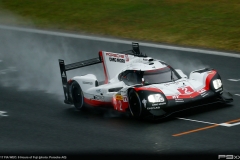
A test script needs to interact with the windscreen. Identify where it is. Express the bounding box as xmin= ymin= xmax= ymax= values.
xmin=143 ymin=67 xmax=179 ymax=84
